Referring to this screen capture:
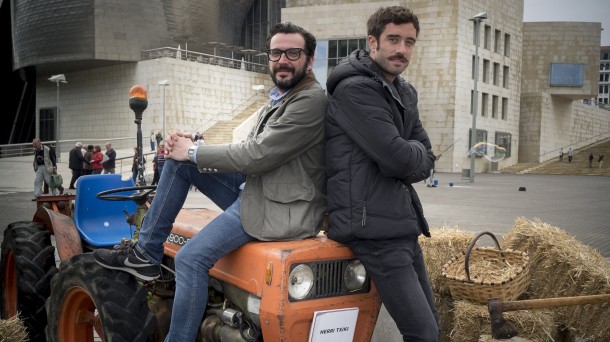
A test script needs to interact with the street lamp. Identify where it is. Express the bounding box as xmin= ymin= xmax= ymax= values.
xmin=469 ymin=12 xmax=487 ymax=183
xmin=48 ymin=74 xmax=67 ymax=162
xmin=158 ymin=80 xmax=170 ymax=138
